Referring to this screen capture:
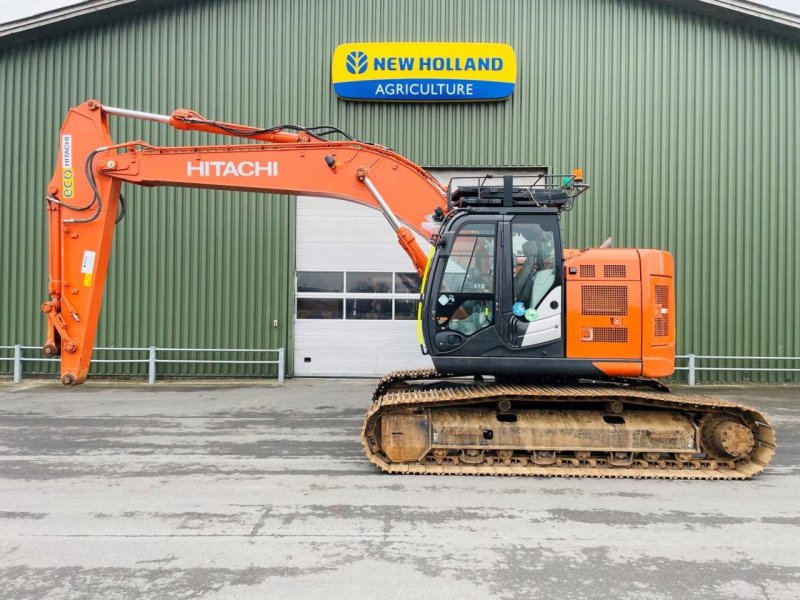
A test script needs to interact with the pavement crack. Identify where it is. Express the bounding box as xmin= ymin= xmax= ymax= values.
xmin=249 ymin=506 xmax=273 ymax=537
